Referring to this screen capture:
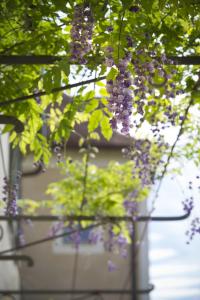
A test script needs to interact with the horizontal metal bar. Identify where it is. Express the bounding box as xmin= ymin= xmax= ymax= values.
xmin=0 ymin=285 xmax=154 ymax=295
xmin=22 ymin=165 xmax=42 ymax=177
xmin=0 ymin=255 xmax=34 ymax=267
xmin=169 ymin=56 xmax=200 ymax=65
xmin=0 ymin=55 xmax=60 ymax=65
xmin=0 ymin=55 xmax=199 ymax=65
xmin=0 ymin=212 xmax=190 ymax=222
xmin=0 ymin=115 xmax=24 ymax=133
